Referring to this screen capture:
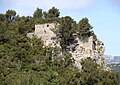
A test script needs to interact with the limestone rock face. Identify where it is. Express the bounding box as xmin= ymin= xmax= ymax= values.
xmin=34 ymin=23 xmax=60 ymax=48
xmin=70 ymin=36 xmax=105 ymax=68
xmin=28 ymin=23 xmax=105 ymax=68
